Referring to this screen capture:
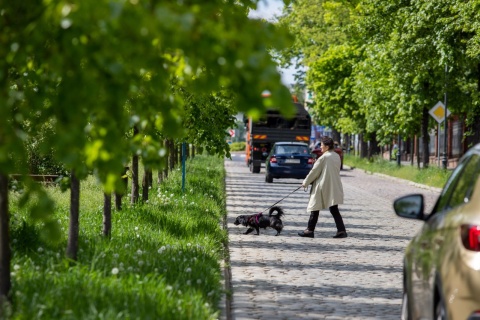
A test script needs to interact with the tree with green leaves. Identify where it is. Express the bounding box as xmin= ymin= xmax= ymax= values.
xmin=1 ymin=0 xmax=297 ymax=307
